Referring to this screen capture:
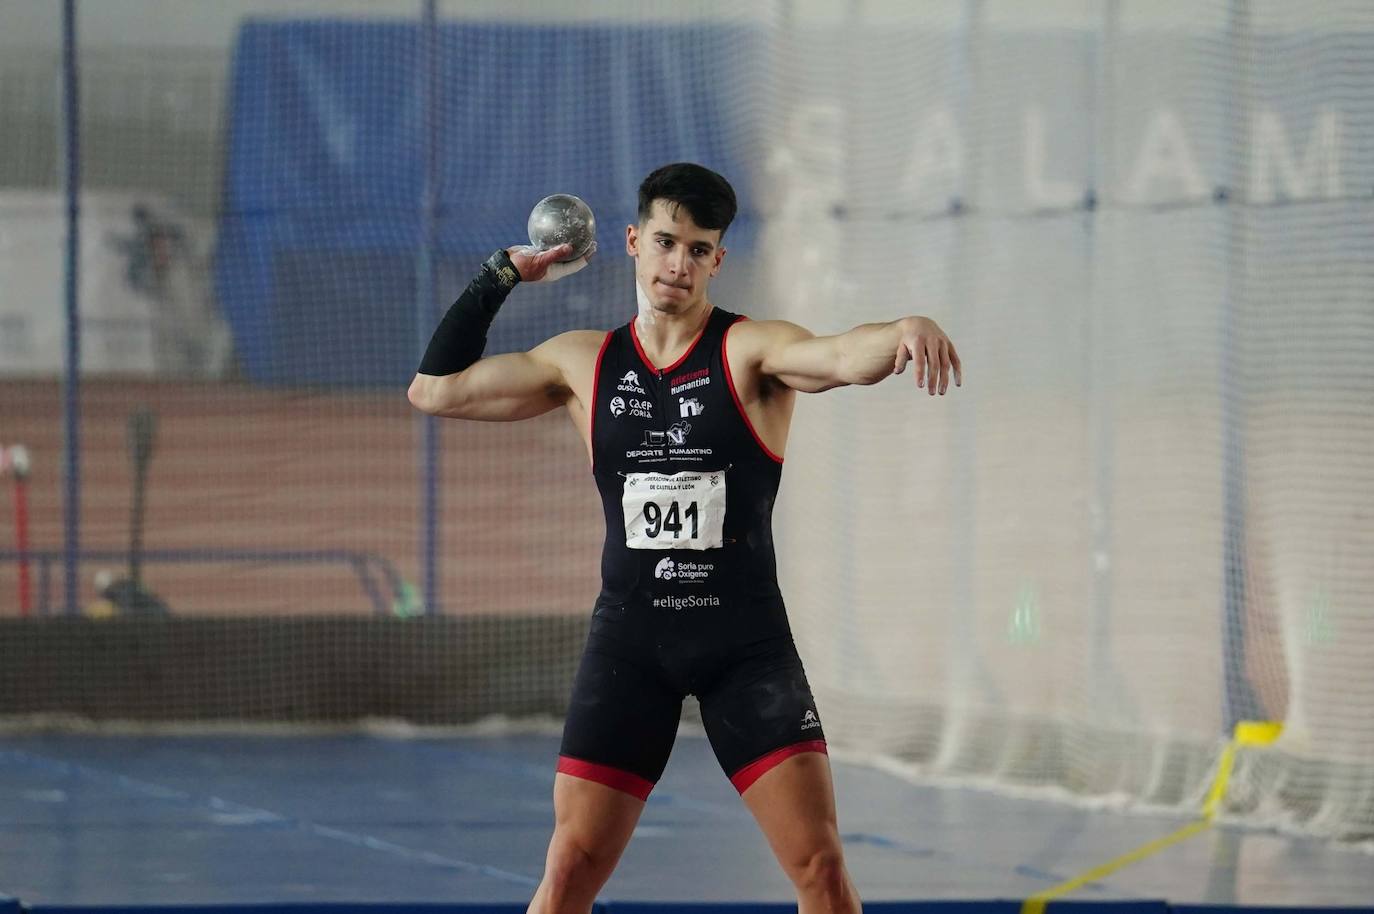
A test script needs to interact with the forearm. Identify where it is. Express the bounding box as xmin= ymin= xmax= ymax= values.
xmin=760 ymin=315 xmax=958 ymax=395
xmin=416 ymin=250 xmax=522 ymax=377
xmin=835 ymin=319 xmax=910 ymax=386
xmin=410 ymin=249 xmax=531 ymax=418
